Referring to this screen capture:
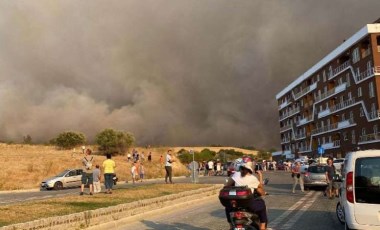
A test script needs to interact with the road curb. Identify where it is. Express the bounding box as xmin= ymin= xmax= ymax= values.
xmin=0 ymin=184 xmax=223 ymax=230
